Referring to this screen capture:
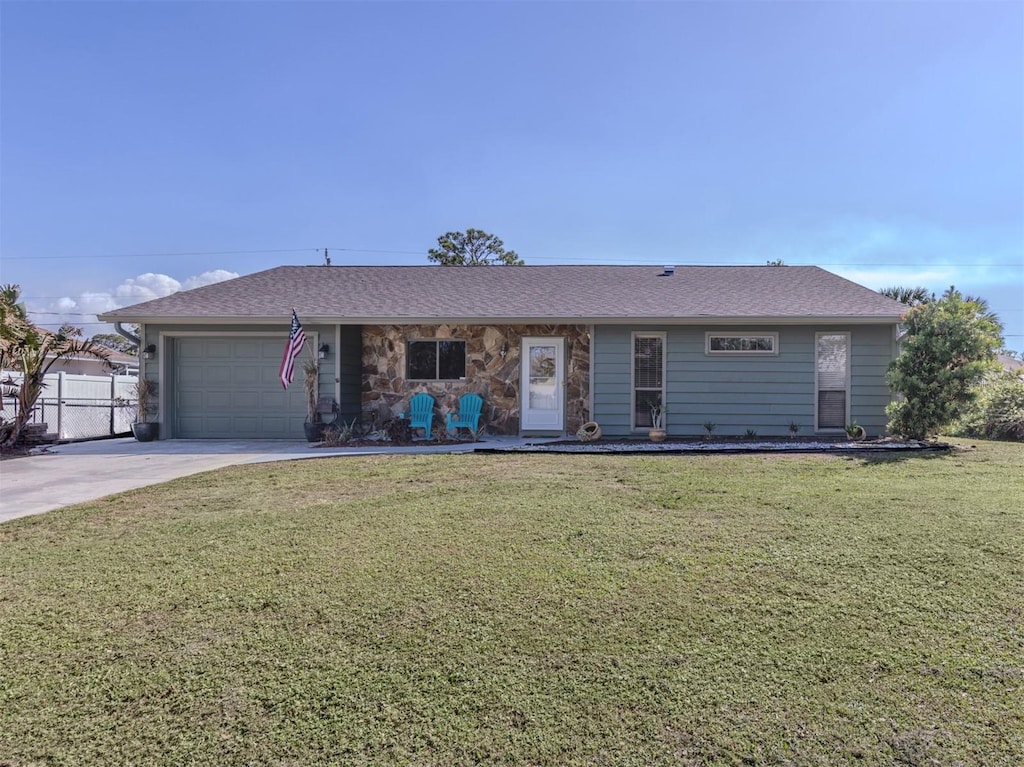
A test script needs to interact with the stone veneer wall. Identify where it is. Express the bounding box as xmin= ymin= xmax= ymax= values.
xmin=362 ymin=324 xmax=590 ymax=435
